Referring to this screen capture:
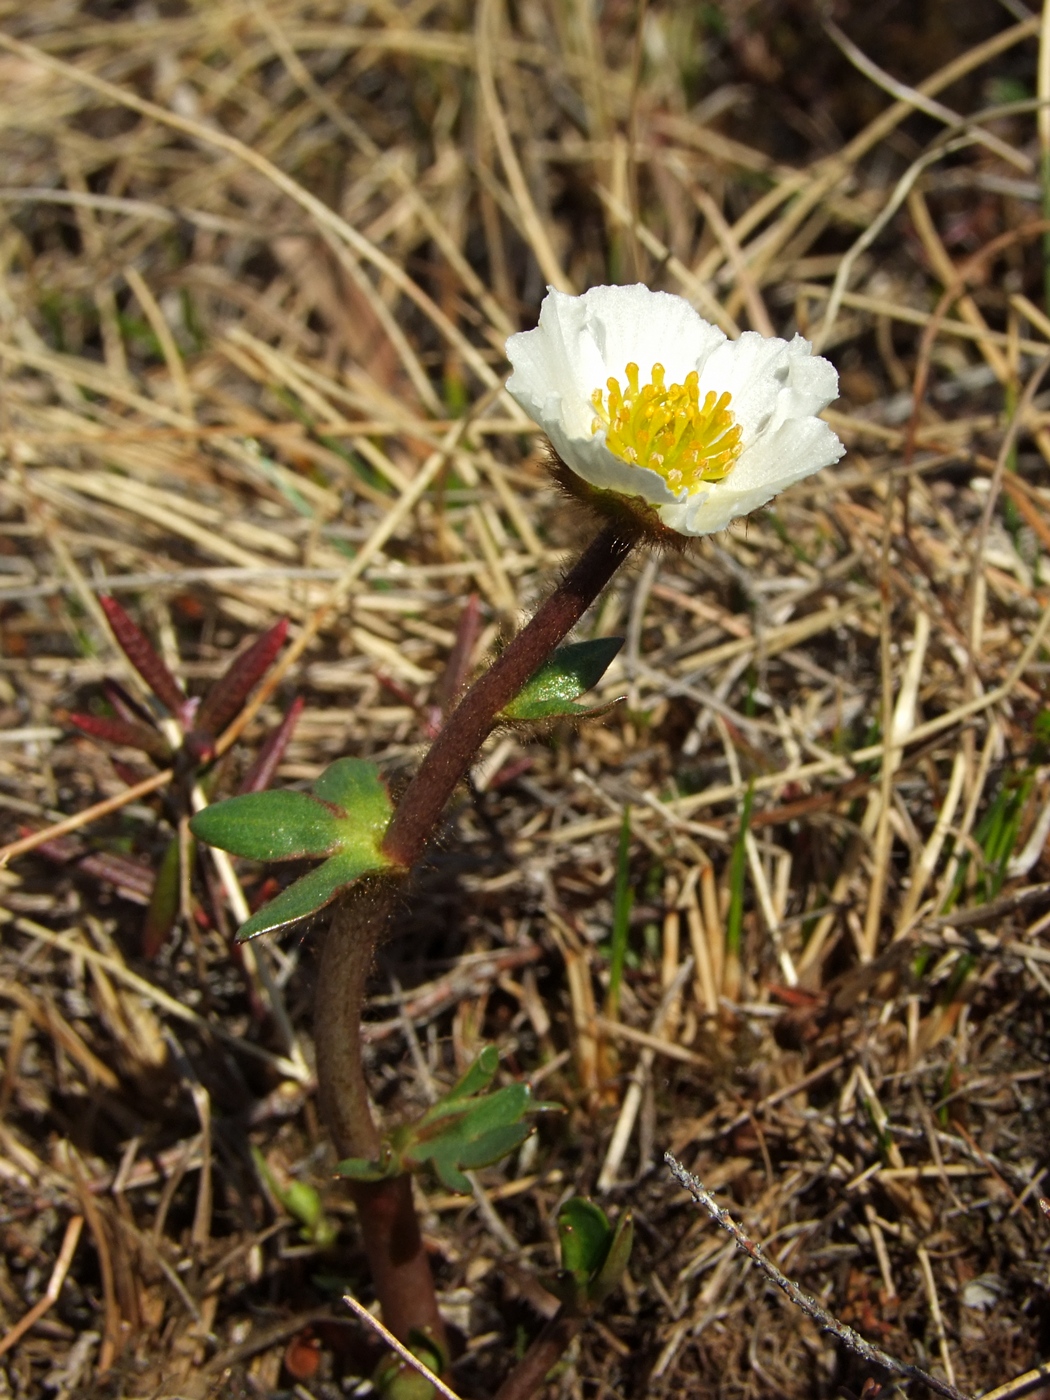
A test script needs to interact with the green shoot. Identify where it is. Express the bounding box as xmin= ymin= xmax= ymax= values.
xmin=605 ymin=806 xmax=634 ymax=1020
xmin=726 ymin=782 xmax=755 ymax=965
